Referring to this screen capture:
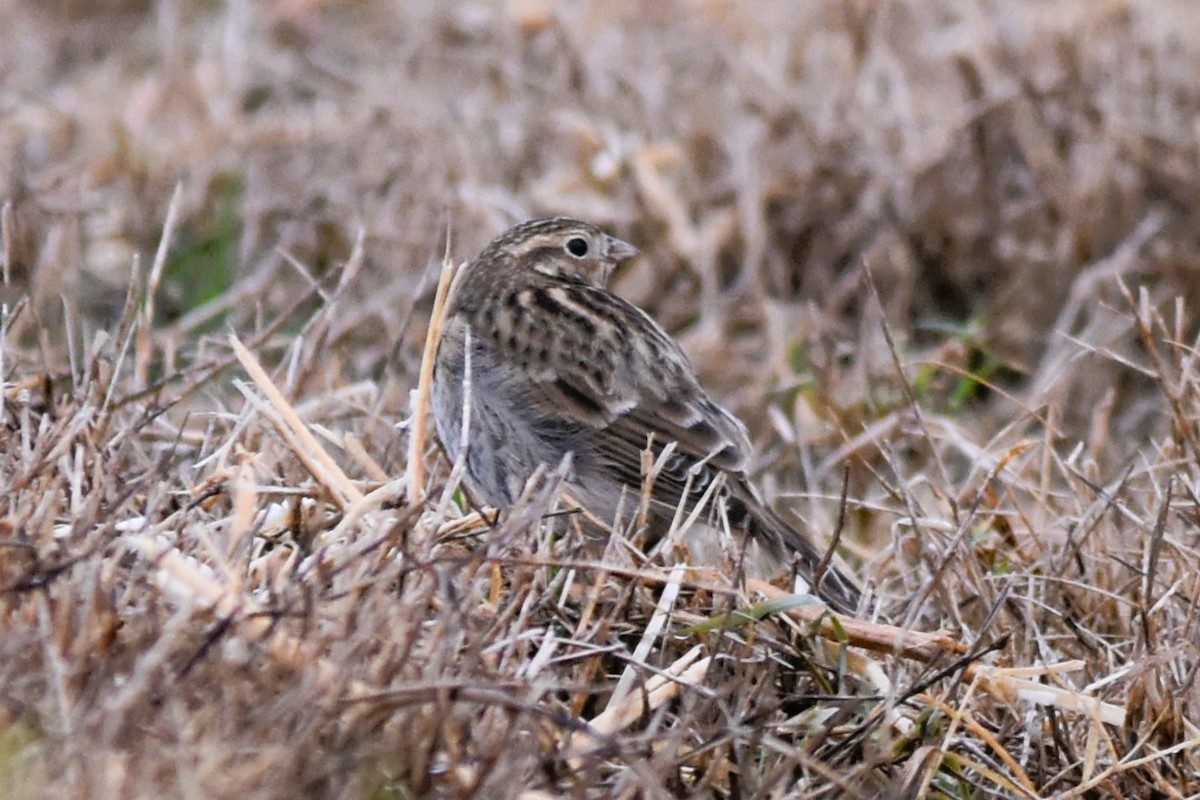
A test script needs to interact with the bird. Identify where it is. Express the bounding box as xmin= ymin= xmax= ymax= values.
xmin=431 ymin=217 xmax=862 ymax=614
